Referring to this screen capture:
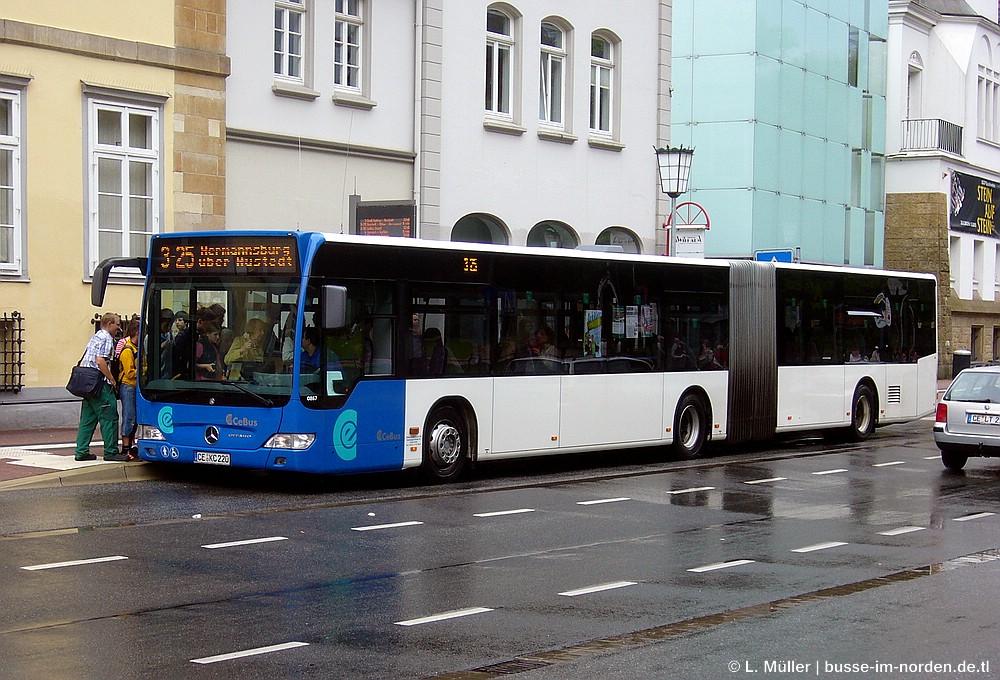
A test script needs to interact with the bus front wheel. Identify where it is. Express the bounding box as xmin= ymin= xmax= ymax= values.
xmin=672 ymin=394 xmax=708 ymax=459
xmin=422 ymin=406 xmax=468 ymax=483
xmin=847 ymin=384 xmax=877 ymax=441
